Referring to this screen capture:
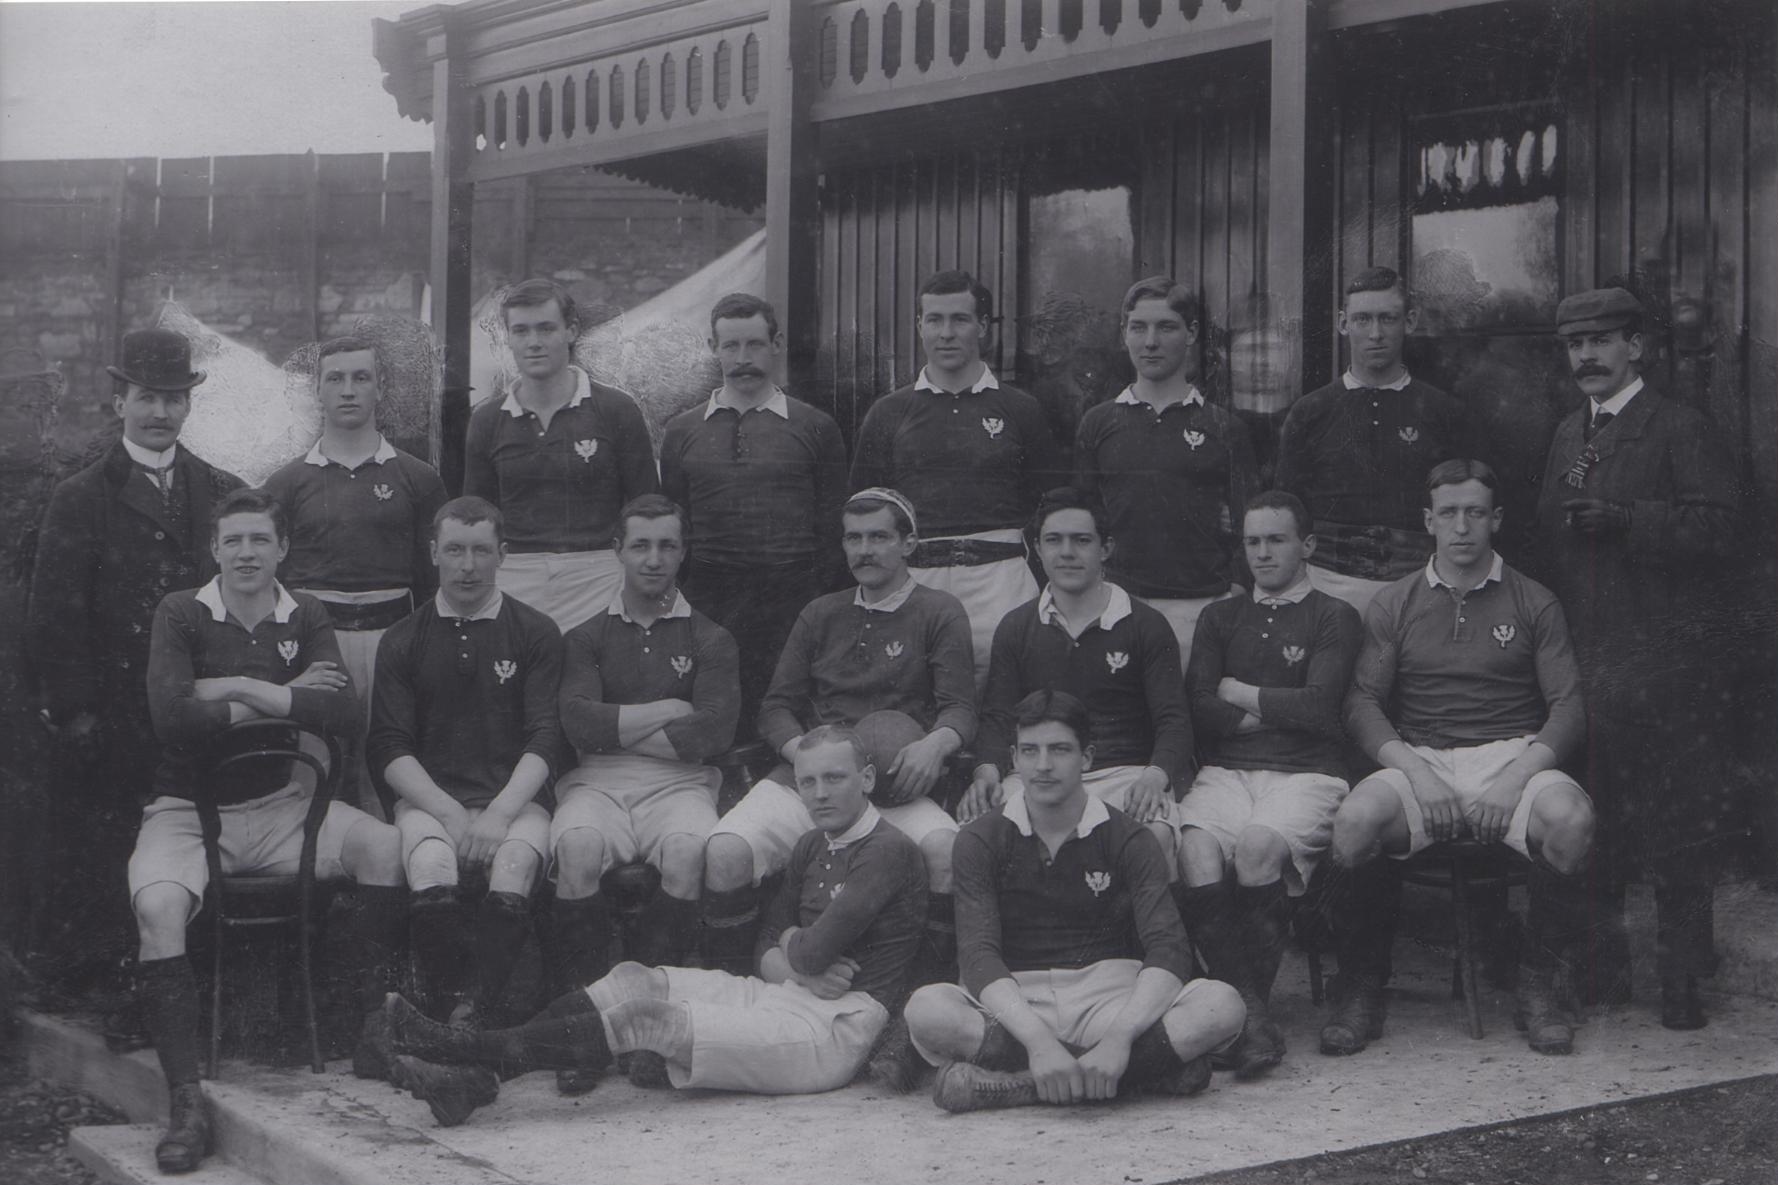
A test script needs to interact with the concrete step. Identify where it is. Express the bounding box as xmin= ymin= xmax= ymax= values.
xmin=70 ymin=1125 xmax=272 ymax=1185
